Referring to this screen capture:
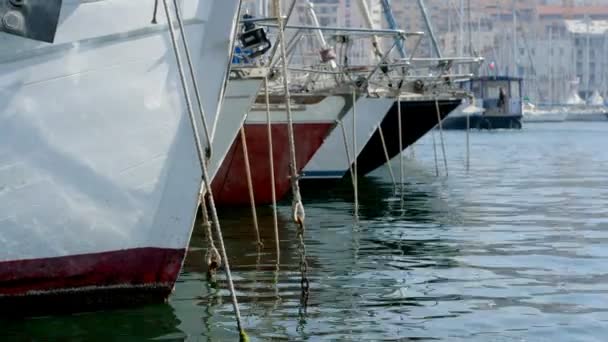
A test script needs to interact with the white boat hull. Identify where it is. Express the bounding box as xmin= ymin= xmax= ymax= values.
xmin=302 ymin=96 xmax=394 ymax=180
xmin=565 ymin=111 xmax=608 ymax=122
xmin=0 ymin=0 xmax=240 ymax=308
xmin=523 ymin=112 xmax=568 ymax=123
